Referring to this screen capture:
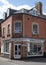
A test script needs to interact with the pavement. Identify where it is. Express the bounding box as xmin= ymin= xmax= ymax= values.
xmin=0 ymin=57 xmax=46 ymax=65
